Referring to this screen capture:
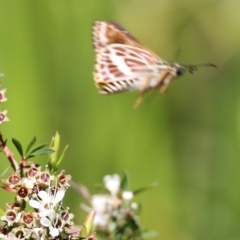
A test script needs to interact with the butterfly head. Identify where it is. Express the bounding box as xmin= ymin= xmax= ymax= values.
xmin=168 ymin=62 xmax=187 ymax=77
xmin=173 ymin=63 xmax=200 ymax=76
xmin=175 ymin=64 xmax=186 ymax=76
xmin=172 ymin=62 xmax=217 ymax=78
